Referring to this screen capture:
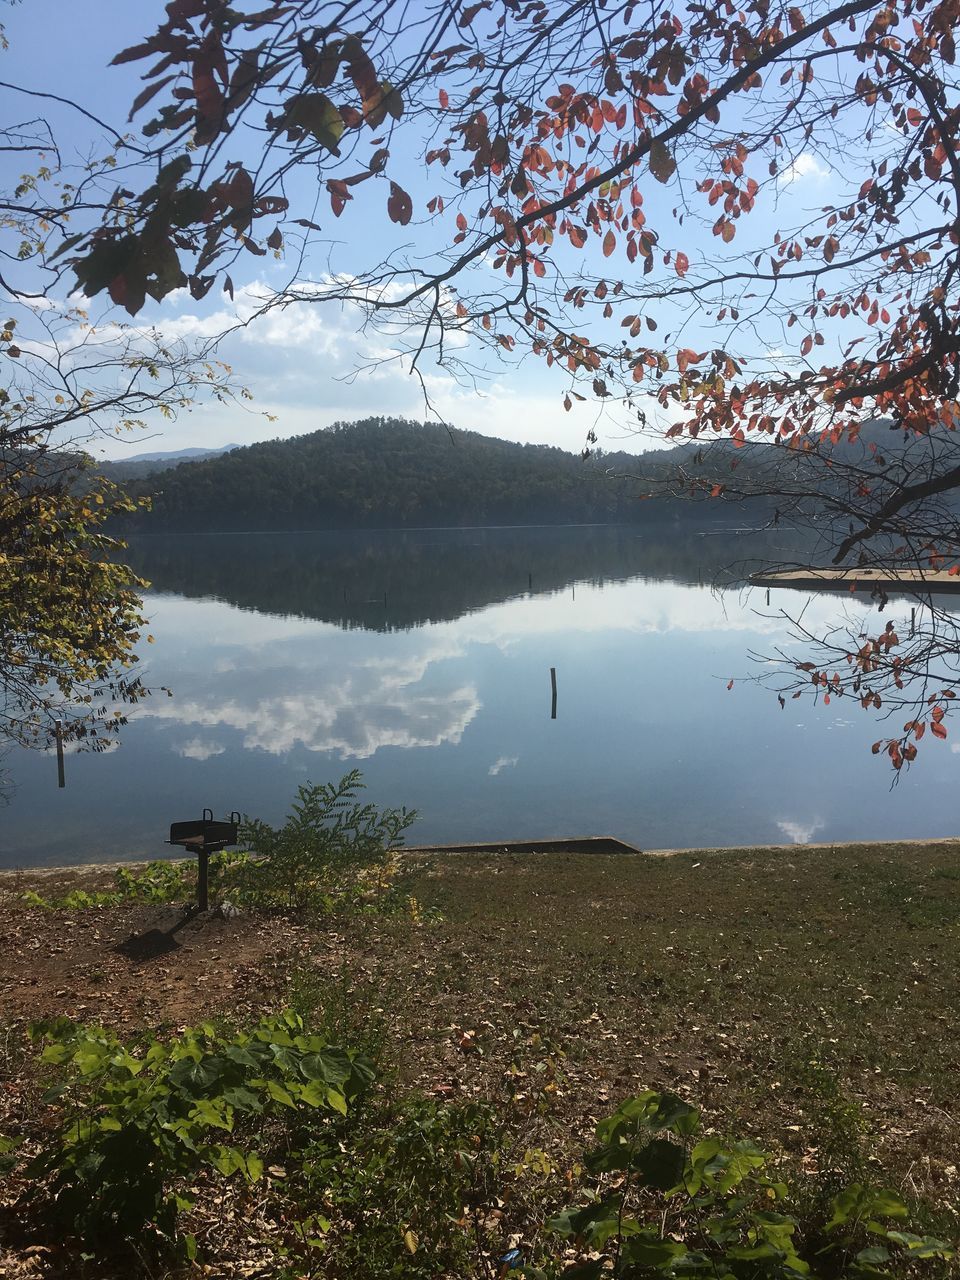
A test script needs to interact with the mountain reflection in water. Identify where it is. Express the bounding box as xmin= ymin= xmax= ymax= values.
xmin=2 ymin=524 xmax=956 ymax=866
